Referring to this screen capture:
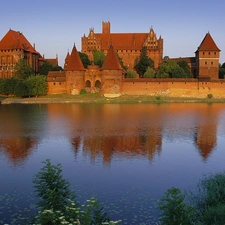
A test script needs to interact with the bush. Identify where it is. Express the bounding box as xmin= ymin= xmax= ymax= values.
xmin=126 ymin=69 xmax=138 ymax=78
xmin=208 ymin=93 xmax=213 ymax=98
xmin=189 ymin=172 xmax=225 ymax=224
xmin=80 ymin=89 xmax=87 ymax=94
xmin=158 ymin=187 xmax=195 ymax=225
